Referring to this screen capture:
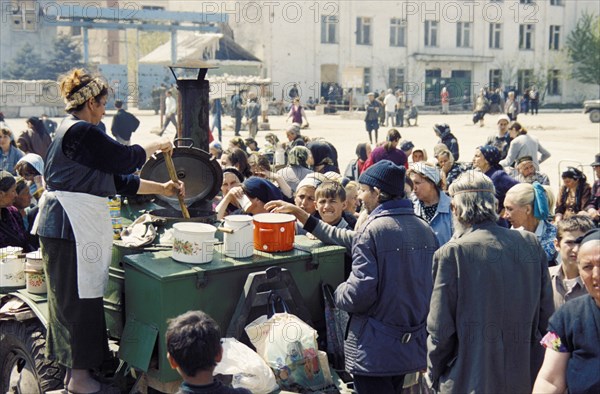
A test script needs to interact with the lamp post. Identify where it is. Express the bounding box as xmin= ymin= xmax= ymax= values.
xmin=168 ymin=60 xmax=217 ymax=152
